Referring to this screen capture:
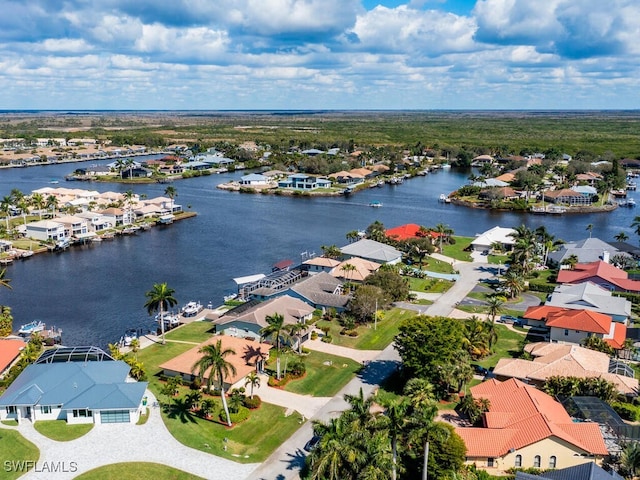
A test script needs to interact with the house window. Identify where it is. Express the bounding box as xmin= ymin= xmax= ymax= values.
xmin=564 ymin=329 xmax=569 ymax=336
xmin=40 ymin=405 xmax=51 ymax=414
xmin=515 ymin=455 xmax=522 ymax=467
xmin=6 ymin=406 xmax=16 ymax=414
xmin=549 ymin=456 xmax=556 ymax=468
xmin=533 ymin=455 xmax=541 ymax=468
xmin=487 ymin=458 xmax=495 ymax=467
xmin=73 ymin=409 xmax=92 ymax=418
